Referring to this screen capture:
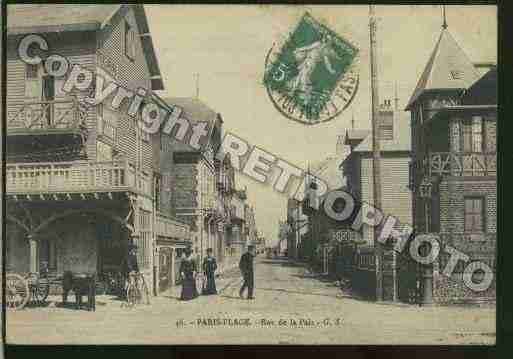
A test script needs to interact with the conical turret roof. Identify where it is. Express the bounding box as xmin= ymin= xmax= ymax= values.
xmin=405 ymin=28 xmax=480 ymax=110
